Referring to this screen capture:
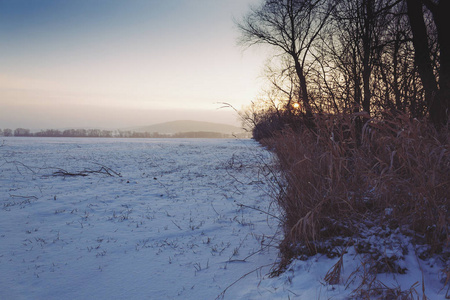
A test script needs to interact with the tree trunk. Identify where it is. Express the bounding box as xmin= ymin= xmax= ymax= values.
xmin=405 ymin=0 xmax=441 ymax=125
xmin=293 ymin=54 xmax=313 ymax=121
xmin=432 ymin=1 xmax=450 ymax=125
xmin=361 ymin=0 xmax=373 ymax=116
xmin=393 ymin=32 xmax=403 ymax=111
